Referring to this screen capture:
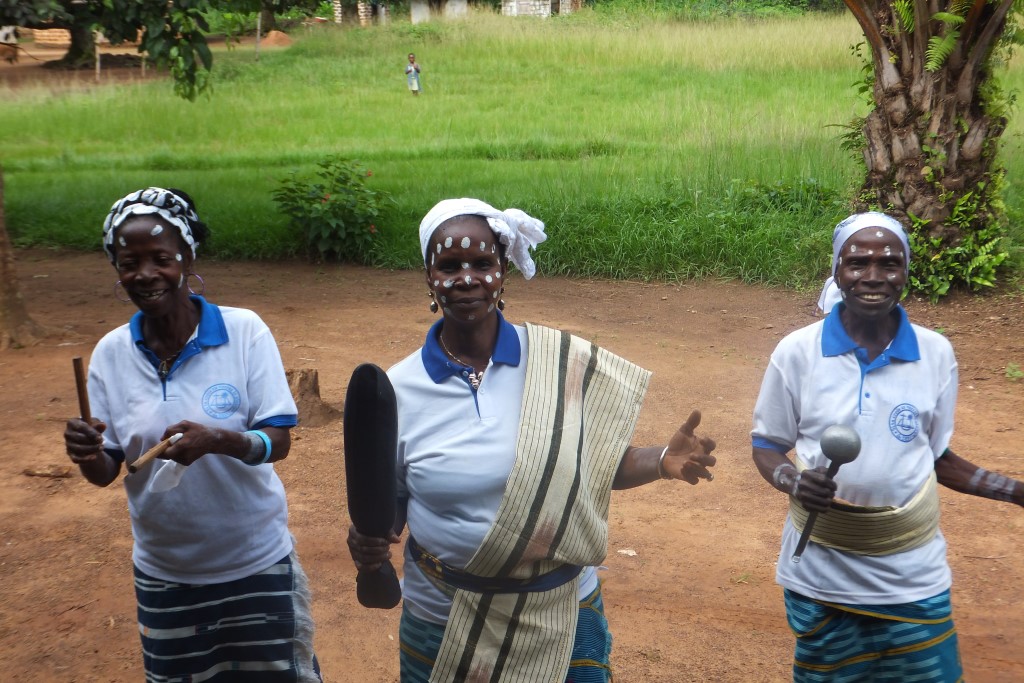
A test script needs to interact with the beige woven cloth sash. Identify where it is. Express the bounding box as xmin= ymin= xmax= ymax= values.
xmin=429 ymin=323 xmax=651 ymax=683
xmin=789 ymin=465 xmax=940 ymax=556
